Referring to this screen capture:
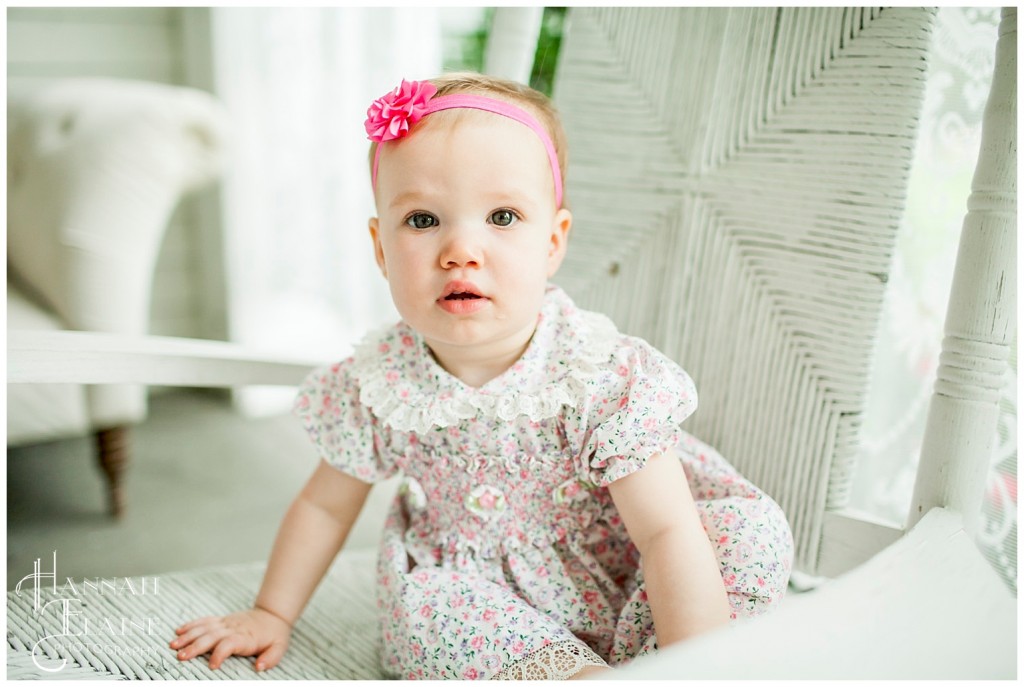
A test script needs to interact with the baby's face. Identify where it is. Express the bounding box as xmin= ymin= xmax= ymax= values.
xmin=369 ymin=111 xmax=571 ymax=368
